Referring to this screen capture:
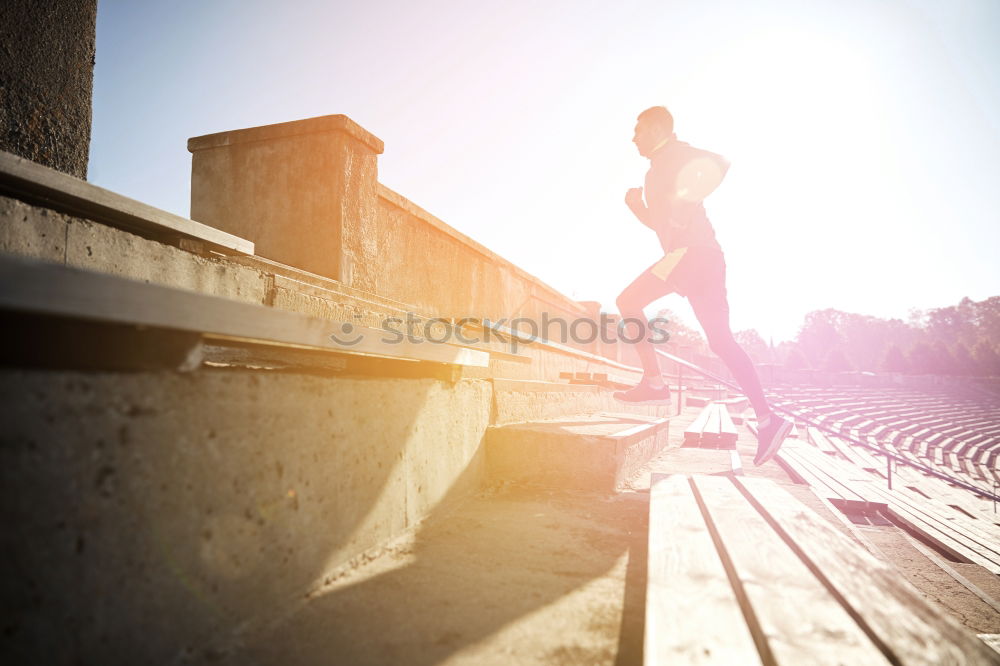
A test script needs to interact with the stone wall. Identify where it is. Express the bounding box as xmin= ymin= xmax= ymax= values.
xmin=0 ymin=0 xmax=97 ymax=178
xmin=371 ymin=185 xmax=586 ymax=323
